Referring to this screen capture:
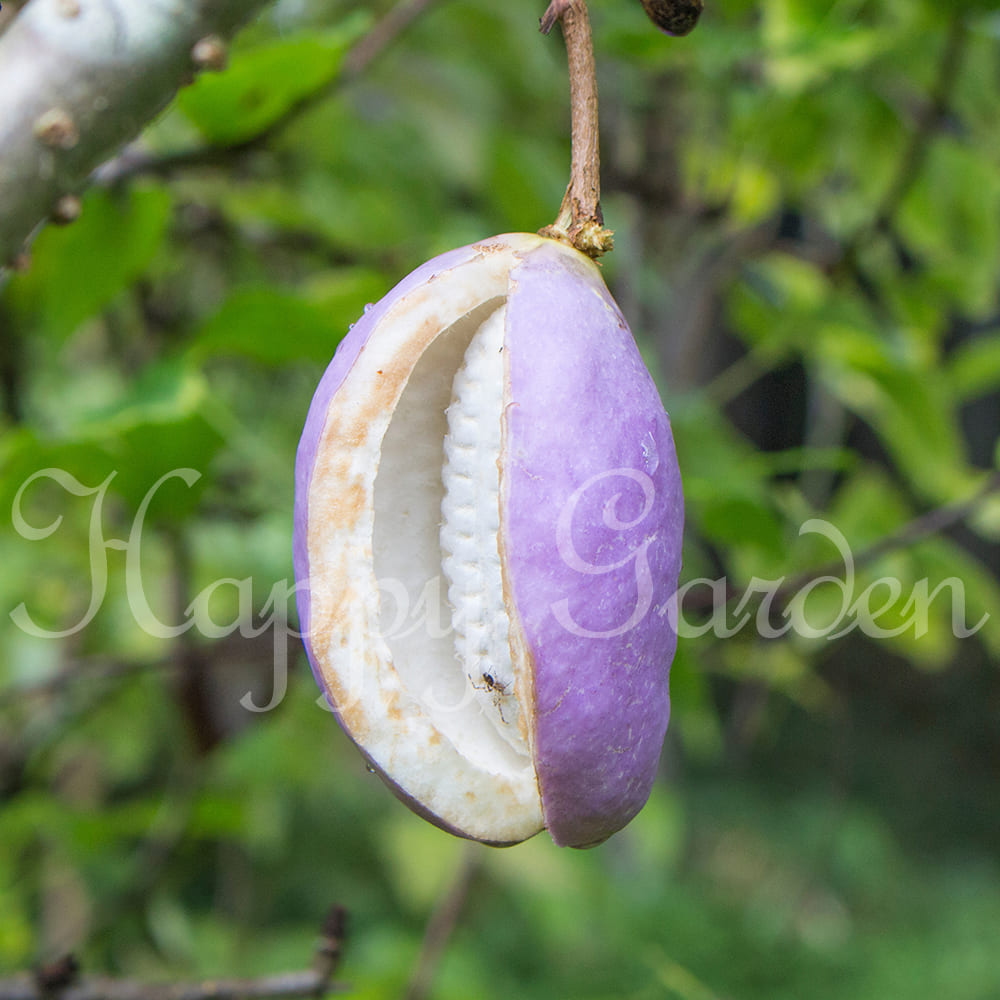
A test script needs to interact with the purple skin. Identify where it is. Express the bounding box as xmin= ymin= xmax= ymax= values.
xmin=504 ymin=242 xmax=683 ymax=847
xmin=294 ymin=234 xmax=684 ymax=848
